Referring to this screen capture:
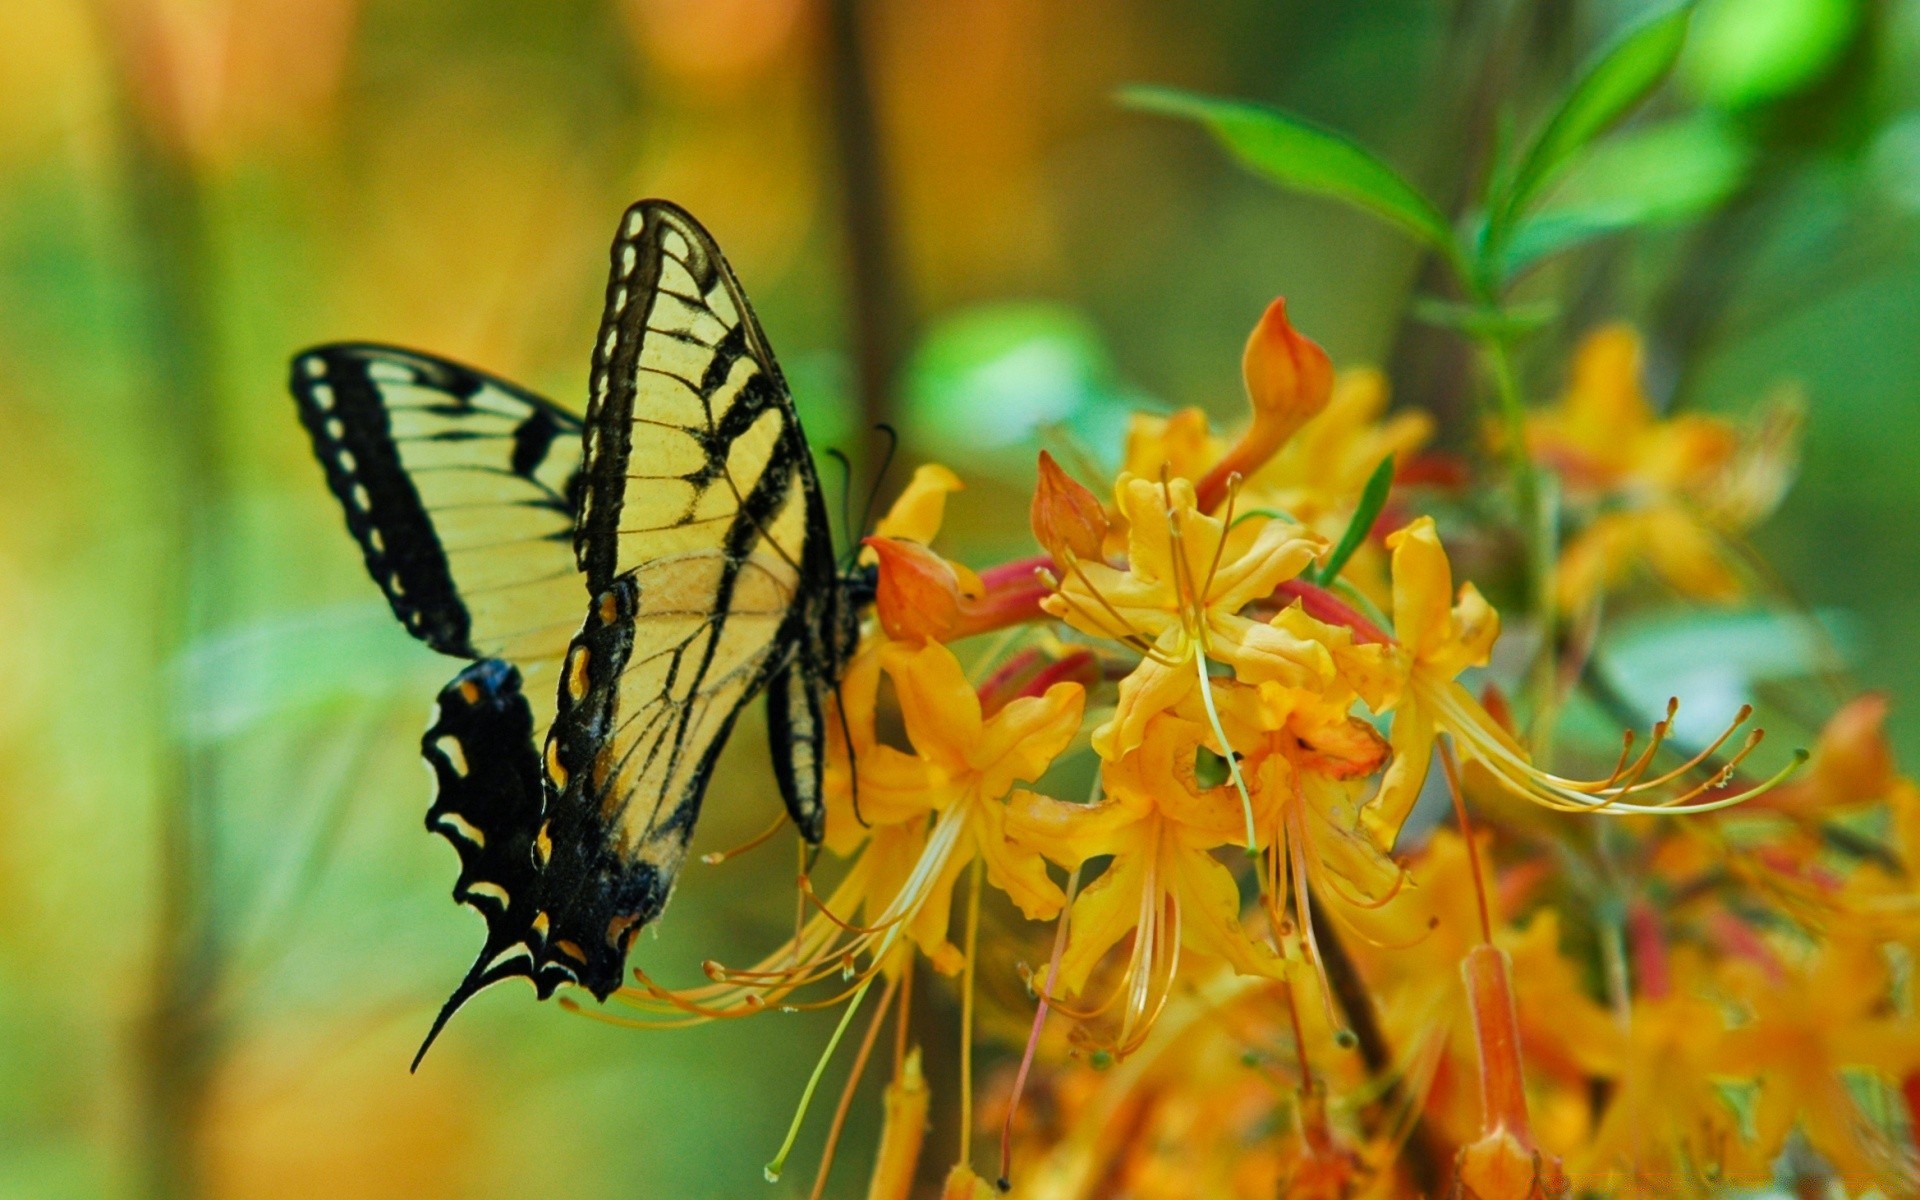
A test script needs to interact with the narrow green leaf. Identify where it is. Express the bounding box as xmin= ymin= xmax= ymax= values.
xmin=1500 ymin=117 xmax=1751 ymax=275
xmin=1121 ymin=85 xmax=1460 ymax=263
xmin=1316 ymin=455 xmax=1396 ymax=585
xmin=1496 ymin=5 xmax=1695 ymax=232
